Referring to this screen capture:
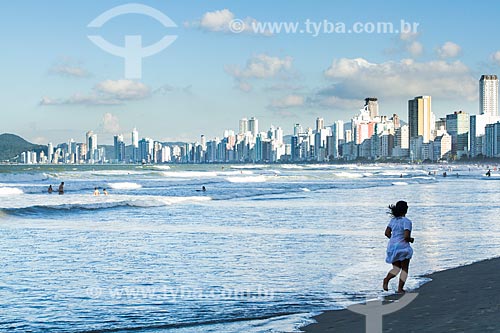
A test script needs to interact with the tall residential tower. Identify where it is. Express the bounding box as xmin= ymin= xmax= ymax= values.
xmin=479 ymin=75 xmax=498 ymax=116
xmin=408 ymin=96 xmax=432 ymax=143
